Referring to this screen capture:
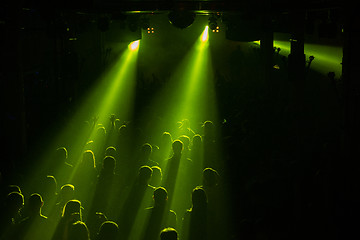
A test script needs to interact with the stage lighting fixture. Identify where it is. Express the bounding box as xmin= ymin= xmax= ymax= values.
xmin=168 ymin=10 xmax=196 ymax=29
xmin=212 ymin=26 xmax=220 ymax=33
xmin=208 ymin=16 xmax=218 ymax=31
xmin=147 ymin=27 xmax=155 ymax=34
xmin=128 ymin=40 xmax=140 ymax=51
